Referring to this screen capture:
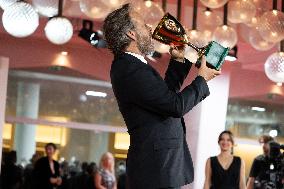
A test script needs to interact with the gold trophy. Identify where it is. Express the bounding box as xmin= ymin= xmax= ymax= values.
xmin=152 ymin=13 xmax=230 ymax=70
